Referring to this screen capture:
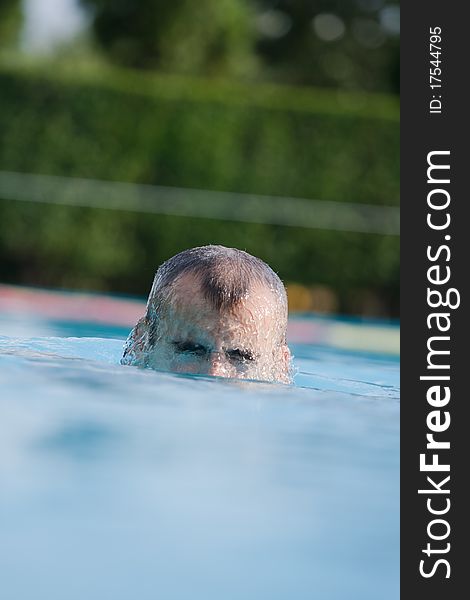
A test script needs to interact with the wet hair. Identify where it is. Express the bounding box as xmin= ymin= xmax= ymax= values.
xmin=146 ymin=245 xmax=288 ymax=337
